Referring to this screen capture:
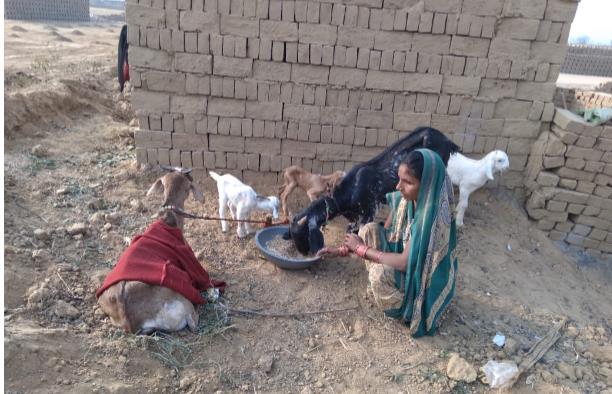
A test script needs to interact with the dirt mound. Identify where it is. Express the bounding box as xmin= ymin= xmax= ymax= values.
xmin=5 ymin=71 xmax=41 ymax=90
xmin=71 ymin=29 xmax=85 ymax=36
xmin=51 ymin=31 xmax=73 ymax=42
xmin=11 ymin=25 xmax=28 ymax=32
xmin=4 ymin=77 xmax=127 ymax=140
